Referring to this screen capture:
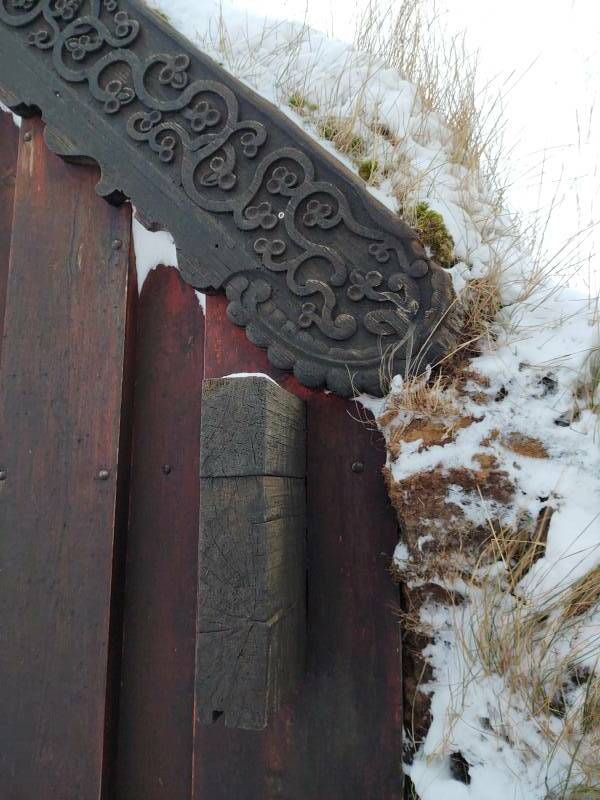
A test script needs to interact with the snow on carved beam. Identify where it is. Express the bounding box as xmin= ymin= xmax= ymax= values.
xmin=0 ymin=0 xmax=457 ymax=396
